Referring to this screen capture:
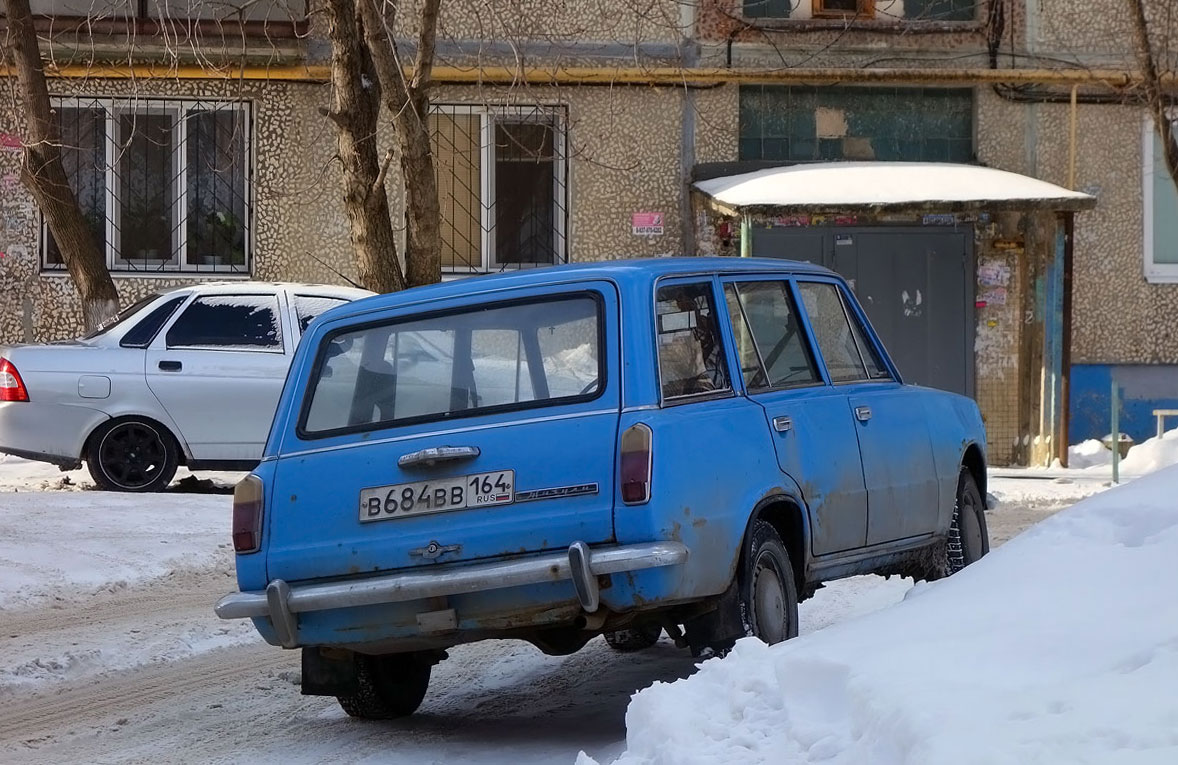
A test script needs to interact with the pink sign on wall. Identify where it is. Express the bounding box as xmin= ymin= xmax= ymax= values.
xmin=0 ymin=134 xmax=22 ymax=152
xmin=631 ymin=212 xmax=664 ymax=236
